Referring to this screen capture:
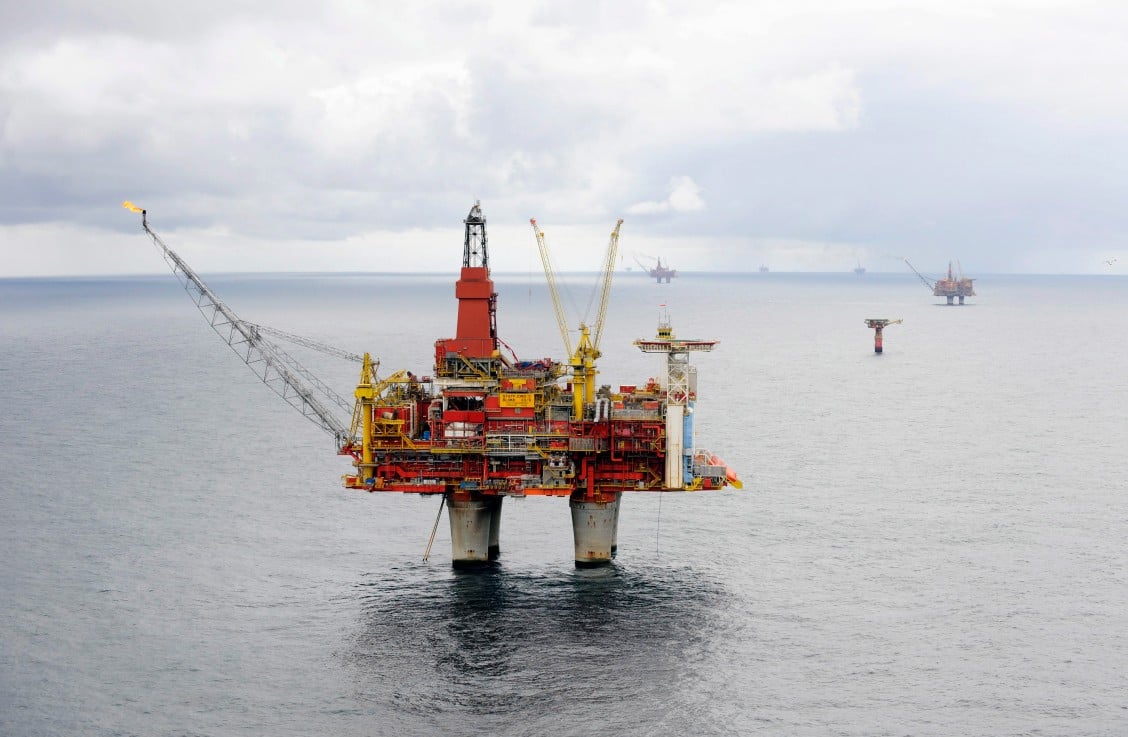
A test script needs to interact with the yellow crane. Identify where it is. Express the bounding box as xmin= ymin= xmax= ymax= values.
xmin=530 ymin=217 xmax=624 ymax=420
